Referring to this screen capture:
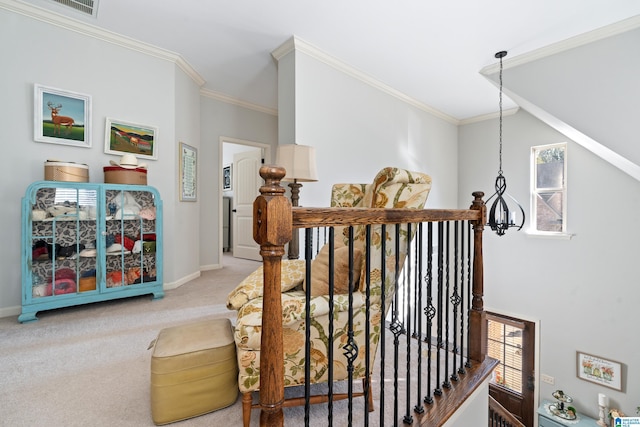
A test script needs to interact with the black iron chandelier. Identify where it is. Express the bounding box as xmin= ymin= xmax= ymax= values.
xmin=486 ymin=50 xmax=525 ymax=236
